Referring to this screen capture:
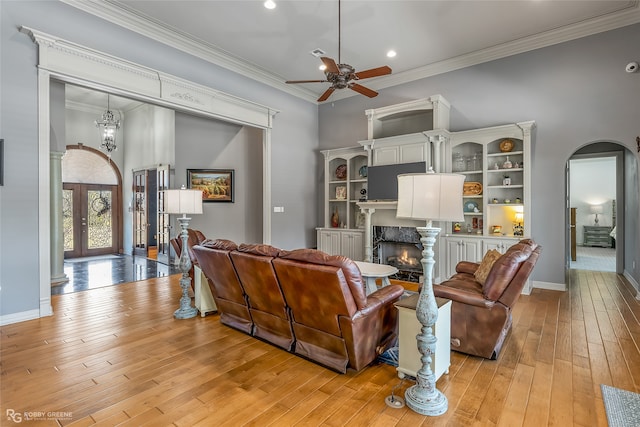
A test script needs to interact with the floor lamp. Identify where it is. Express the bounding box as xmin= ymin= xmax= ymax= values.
xmin=165 ymin=186 xmax=203 ymax=319
xmin=396 ymin=169 xmax=465 ymax=416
